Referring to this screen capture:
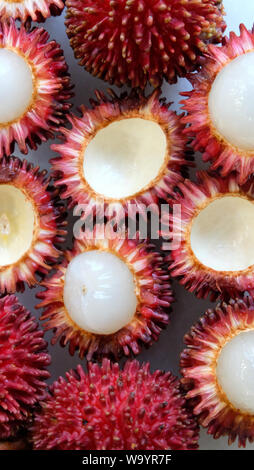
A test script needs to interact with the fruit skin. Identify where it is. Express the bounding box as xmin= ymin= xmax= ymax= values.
xmin=37 ymin=225 xmax=173 ymax=360
xmin=165 ymin=171 xmax=254 ymax=300
xmin=0 ymin=156 xmax=66 ymax=294
xmin=51 ymin=88 xmax=191 ymax=221
xmin=0 ymin=0 xmax=64 ymax=23
xmin=30 ymin=359 xmax=199 ymax=450
xmin=65 ymin=0 xmax=225 ymax=89
xmin=181 ymin=296 xmax=254 ymax=448
xmin=0 ymin=20 xmax=72 ymax=158
xmin=182 ymin=24 xmax=254 ymax=184
xmin=0 ymin=295 xmax=50 ymax=440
